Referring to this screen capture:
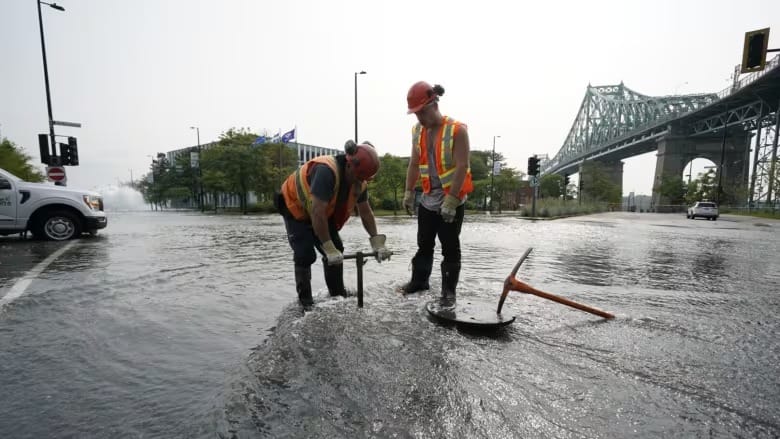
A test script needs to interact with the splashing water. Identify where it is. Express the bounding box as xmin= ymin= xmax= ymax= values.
xmin=95 ymin=184 xmax=148 ymax=211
